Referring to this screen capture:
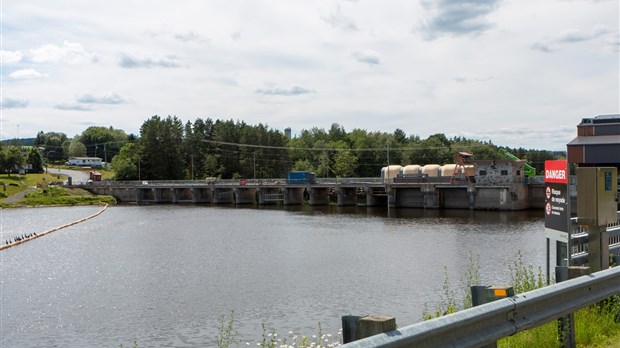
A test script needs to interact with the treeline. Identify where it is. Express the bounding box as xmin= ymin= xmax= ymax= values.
xmin=9 ymin=115 xmax=563 ymax=179
xmin=110 ymin=116 xmax=562 ymax=180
